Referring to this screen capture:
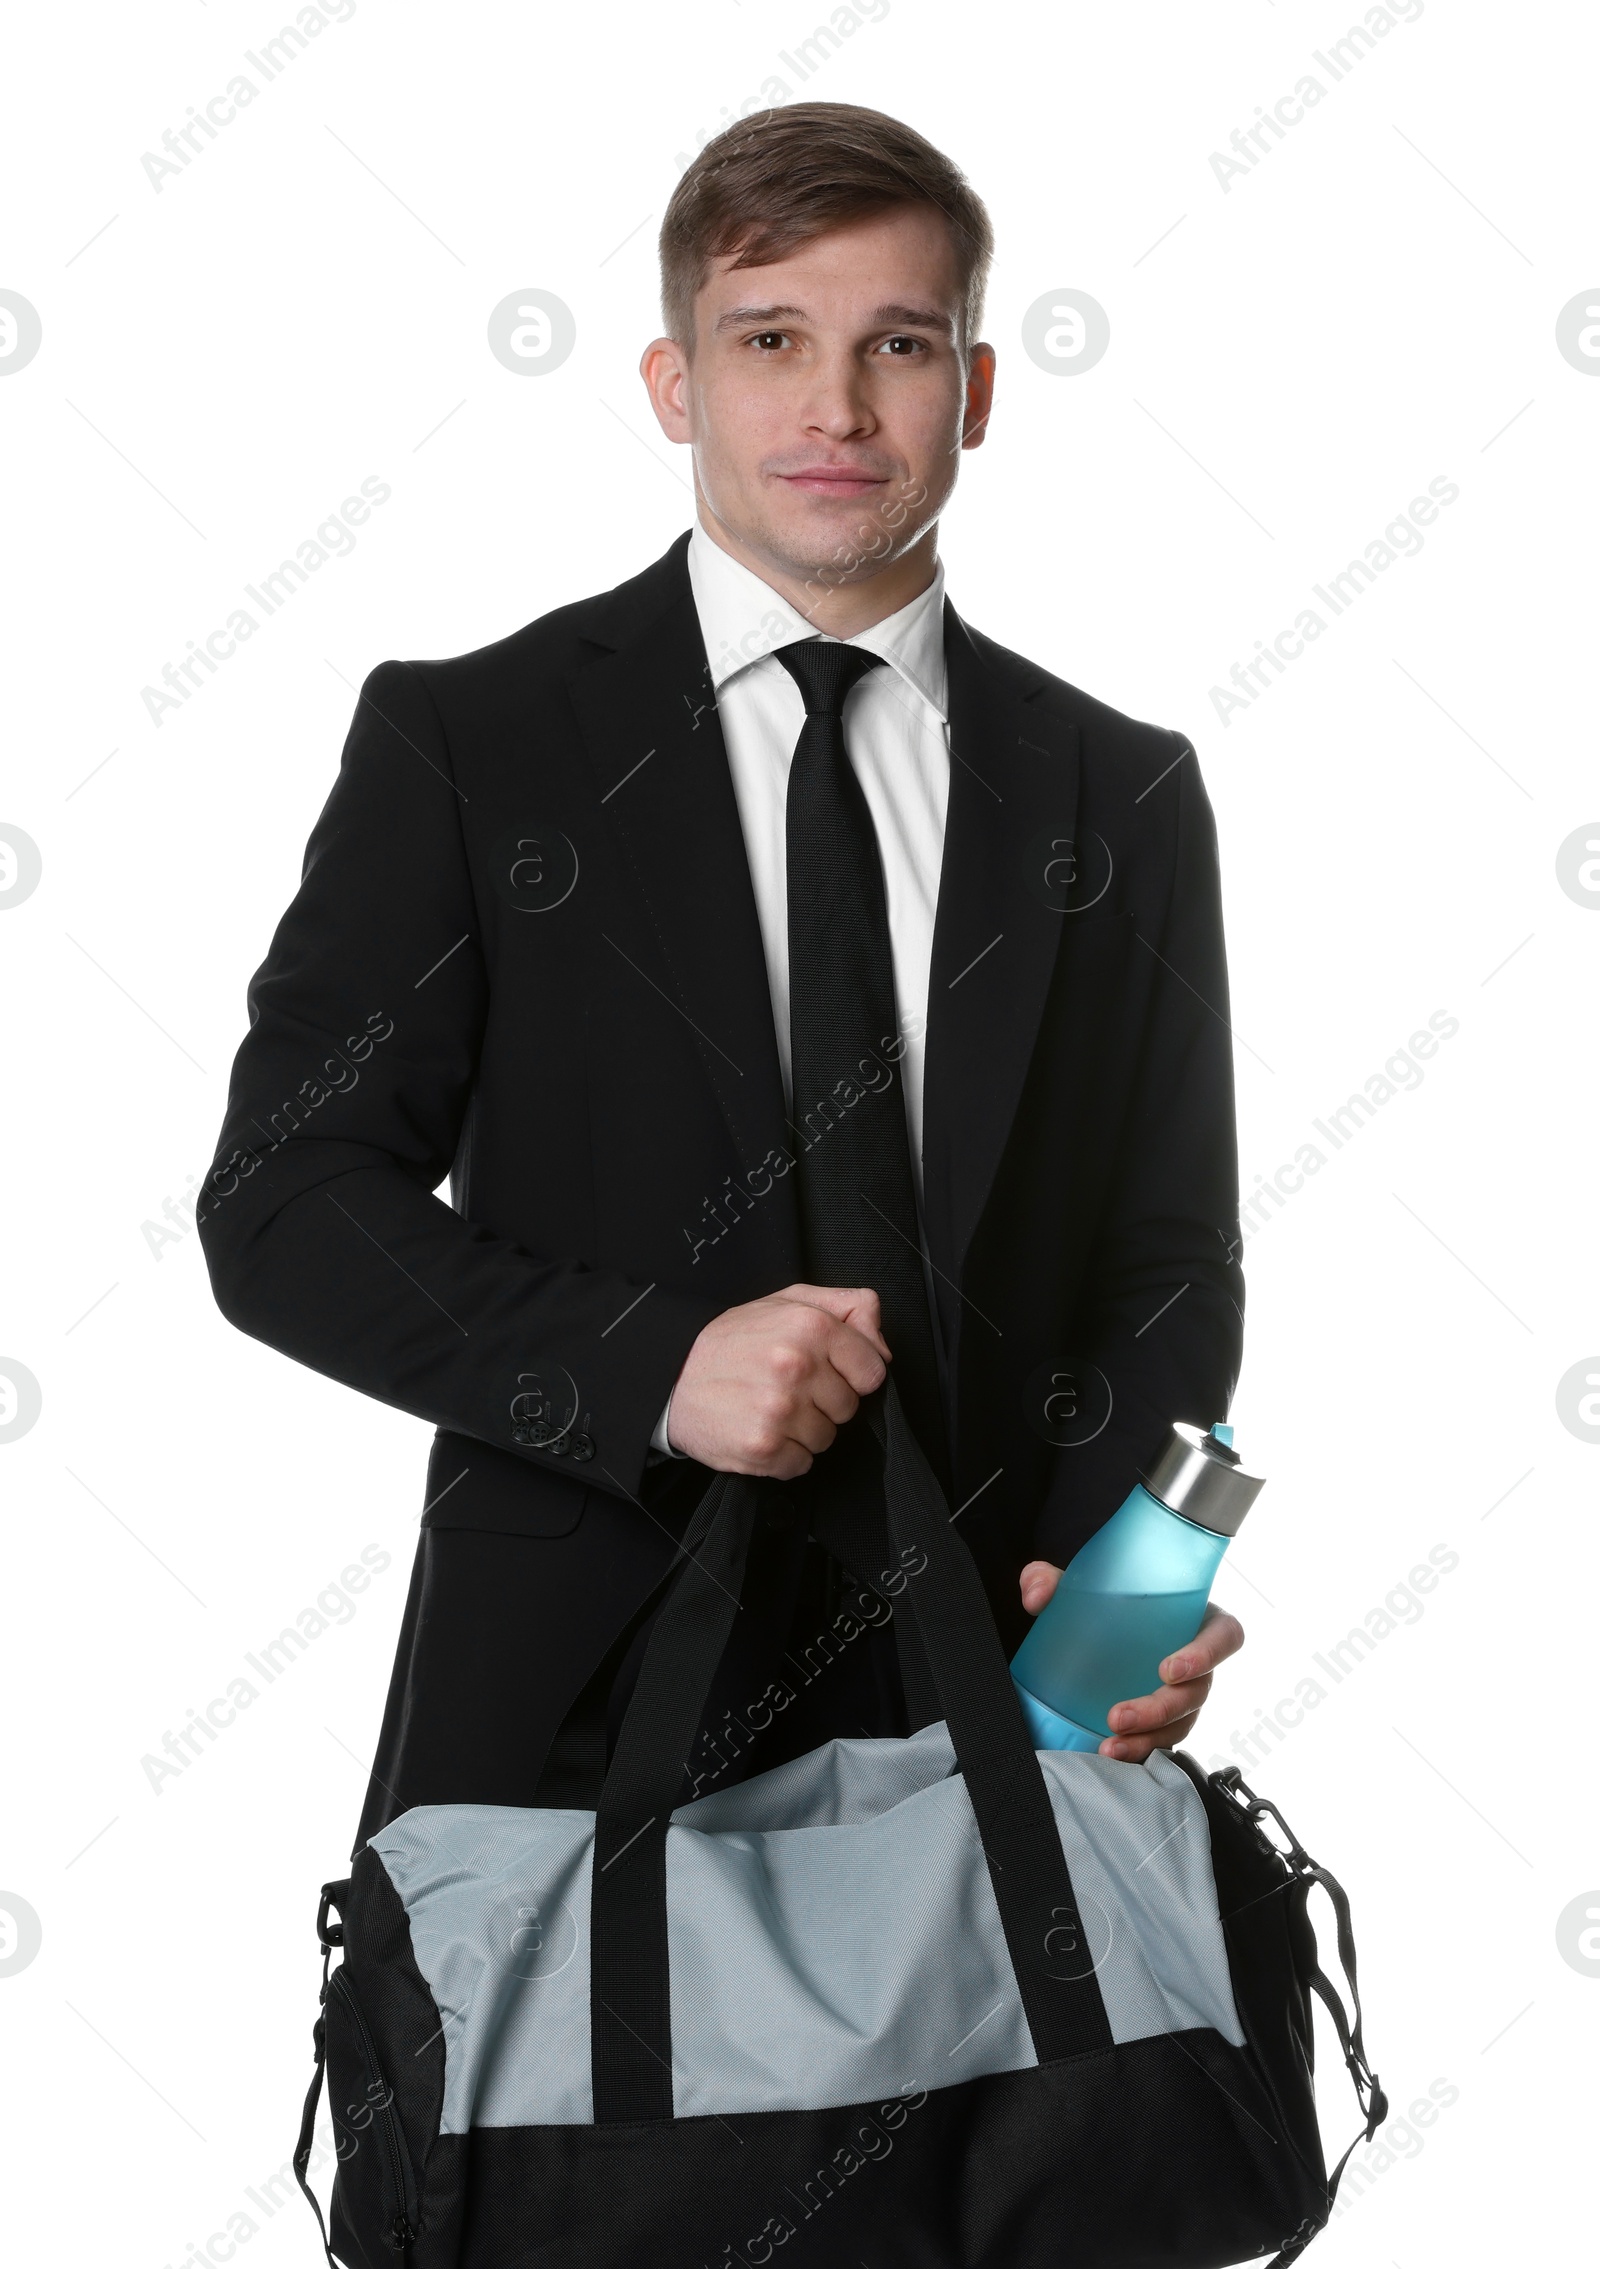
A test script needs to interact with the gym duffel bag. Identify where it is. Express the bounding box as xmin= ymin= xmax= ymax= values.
xmin=293 ymin=1384 xmax=1386 ymax=2267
